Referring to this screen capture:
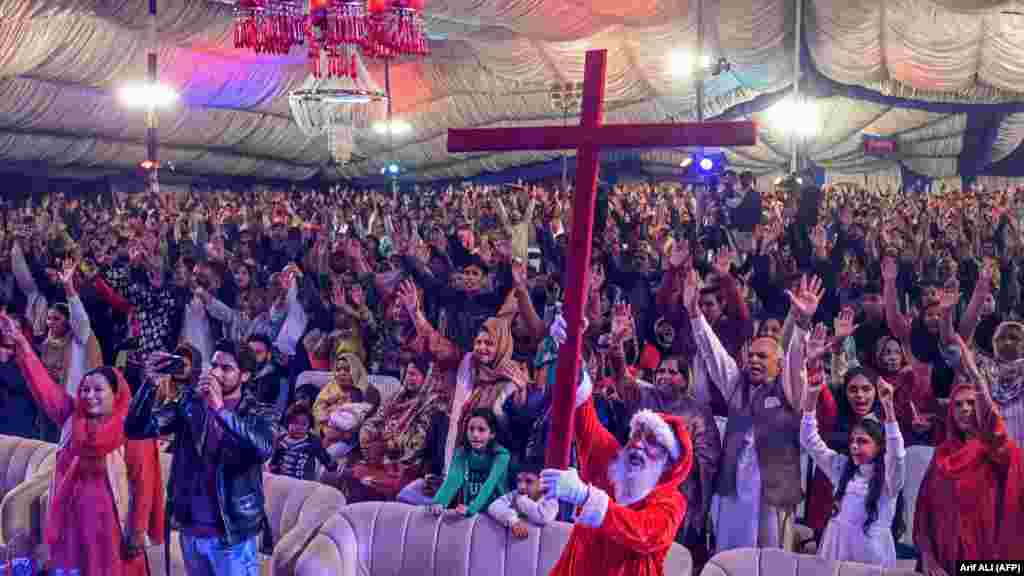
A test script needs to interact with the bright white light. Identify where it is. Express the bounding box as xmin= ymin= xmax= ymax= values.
xmin=699 ymin=157 xmax=713 ymax=171
xmin=669 ymin=51 xmax=713 ymax=76
xmin=680 ymin=156 xmax=693 ymax=168
xmin=387 ymin=163 xmax=400 ymax=174
xmin=118 ymin=82 xmax=179 ymax=109
xmin=769 ymin=97 xmax=818 ymax=137
xmin=373 ymin=120 xmax=412 ymax=136
xmin=669 ymin=51 xmax=693 ymax=76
